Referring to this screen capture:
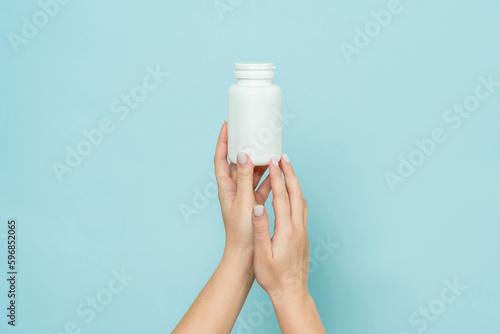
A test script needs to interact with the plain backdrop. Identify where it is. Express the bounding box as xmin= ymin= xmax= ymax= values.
xmin=1 ymin=0 xmax=499 ymax=333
